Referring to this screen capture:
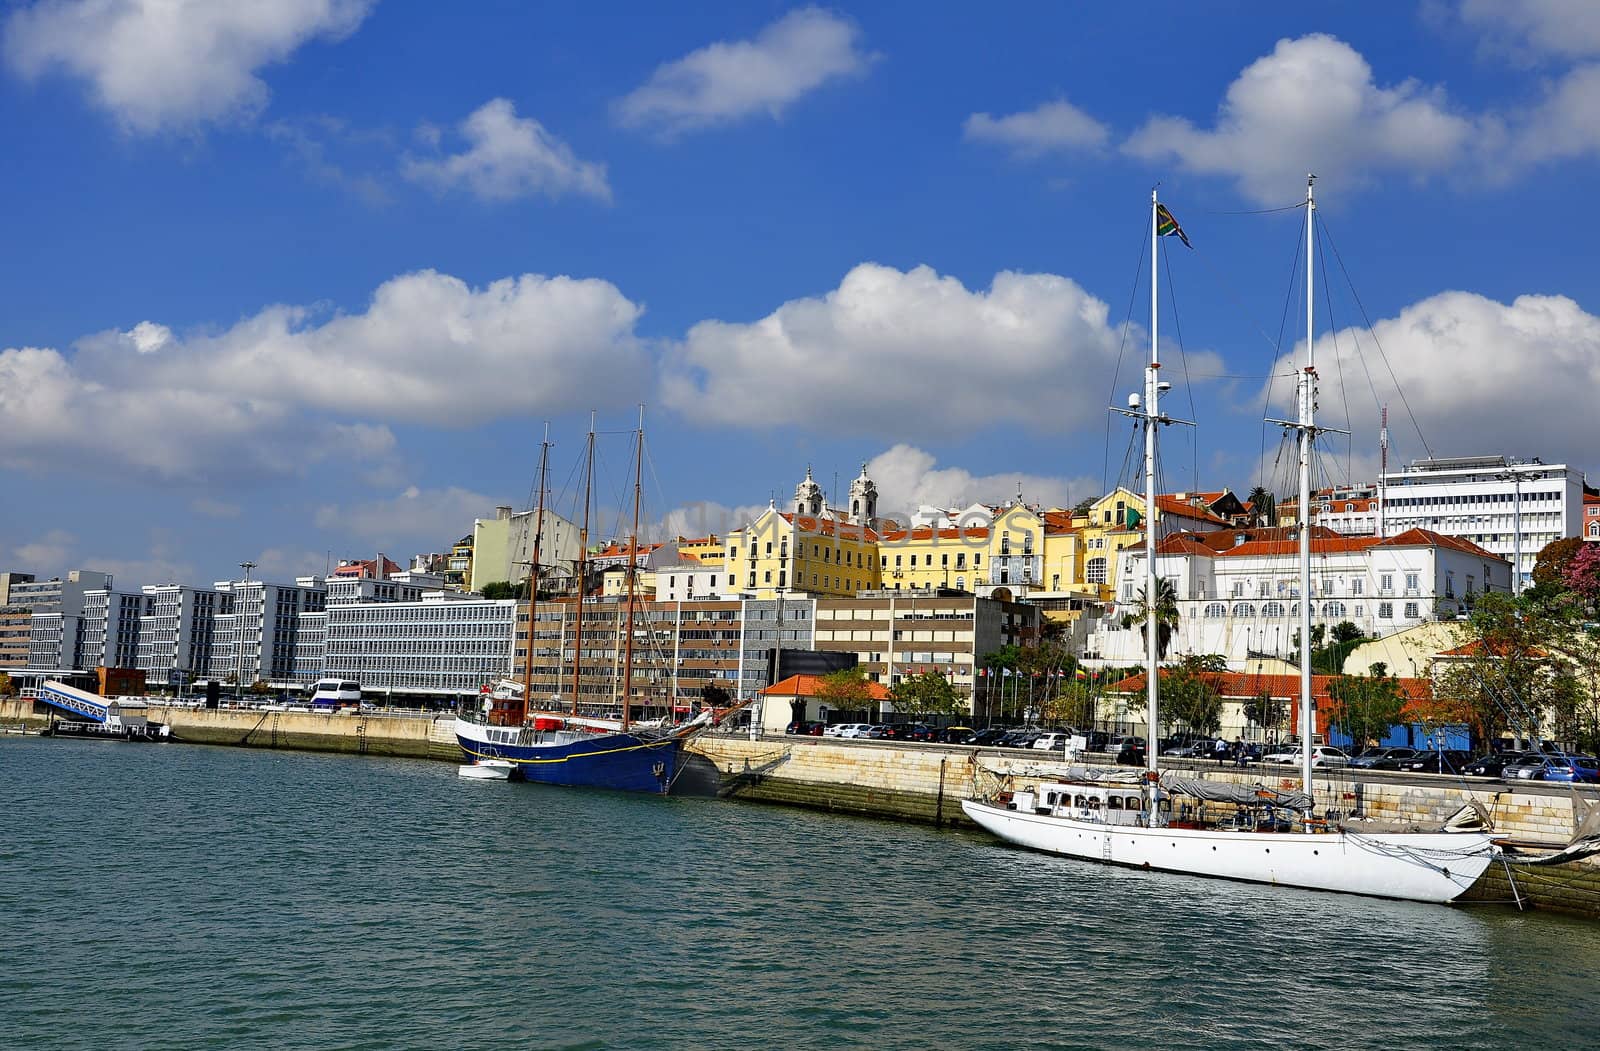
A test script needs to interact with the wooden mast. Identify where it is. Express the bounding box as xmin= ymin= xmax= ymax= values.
xmin=571 ymin=416 xmax=595 ymax=717
xmin=518 ymin=426 xmax=550 ymax=725
xmin=621 ymin=406 xmax=644 ymax=732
